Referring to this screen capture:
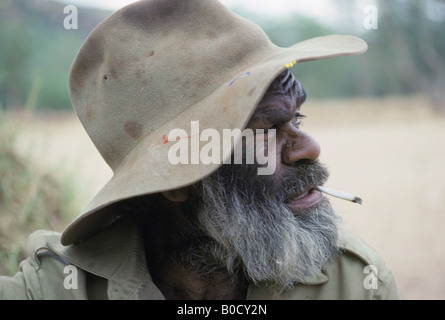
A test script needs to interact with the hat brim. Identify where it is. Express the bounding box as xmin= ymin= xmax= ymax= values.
xmin=61 ymin=35 xmax=367 ymax=245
